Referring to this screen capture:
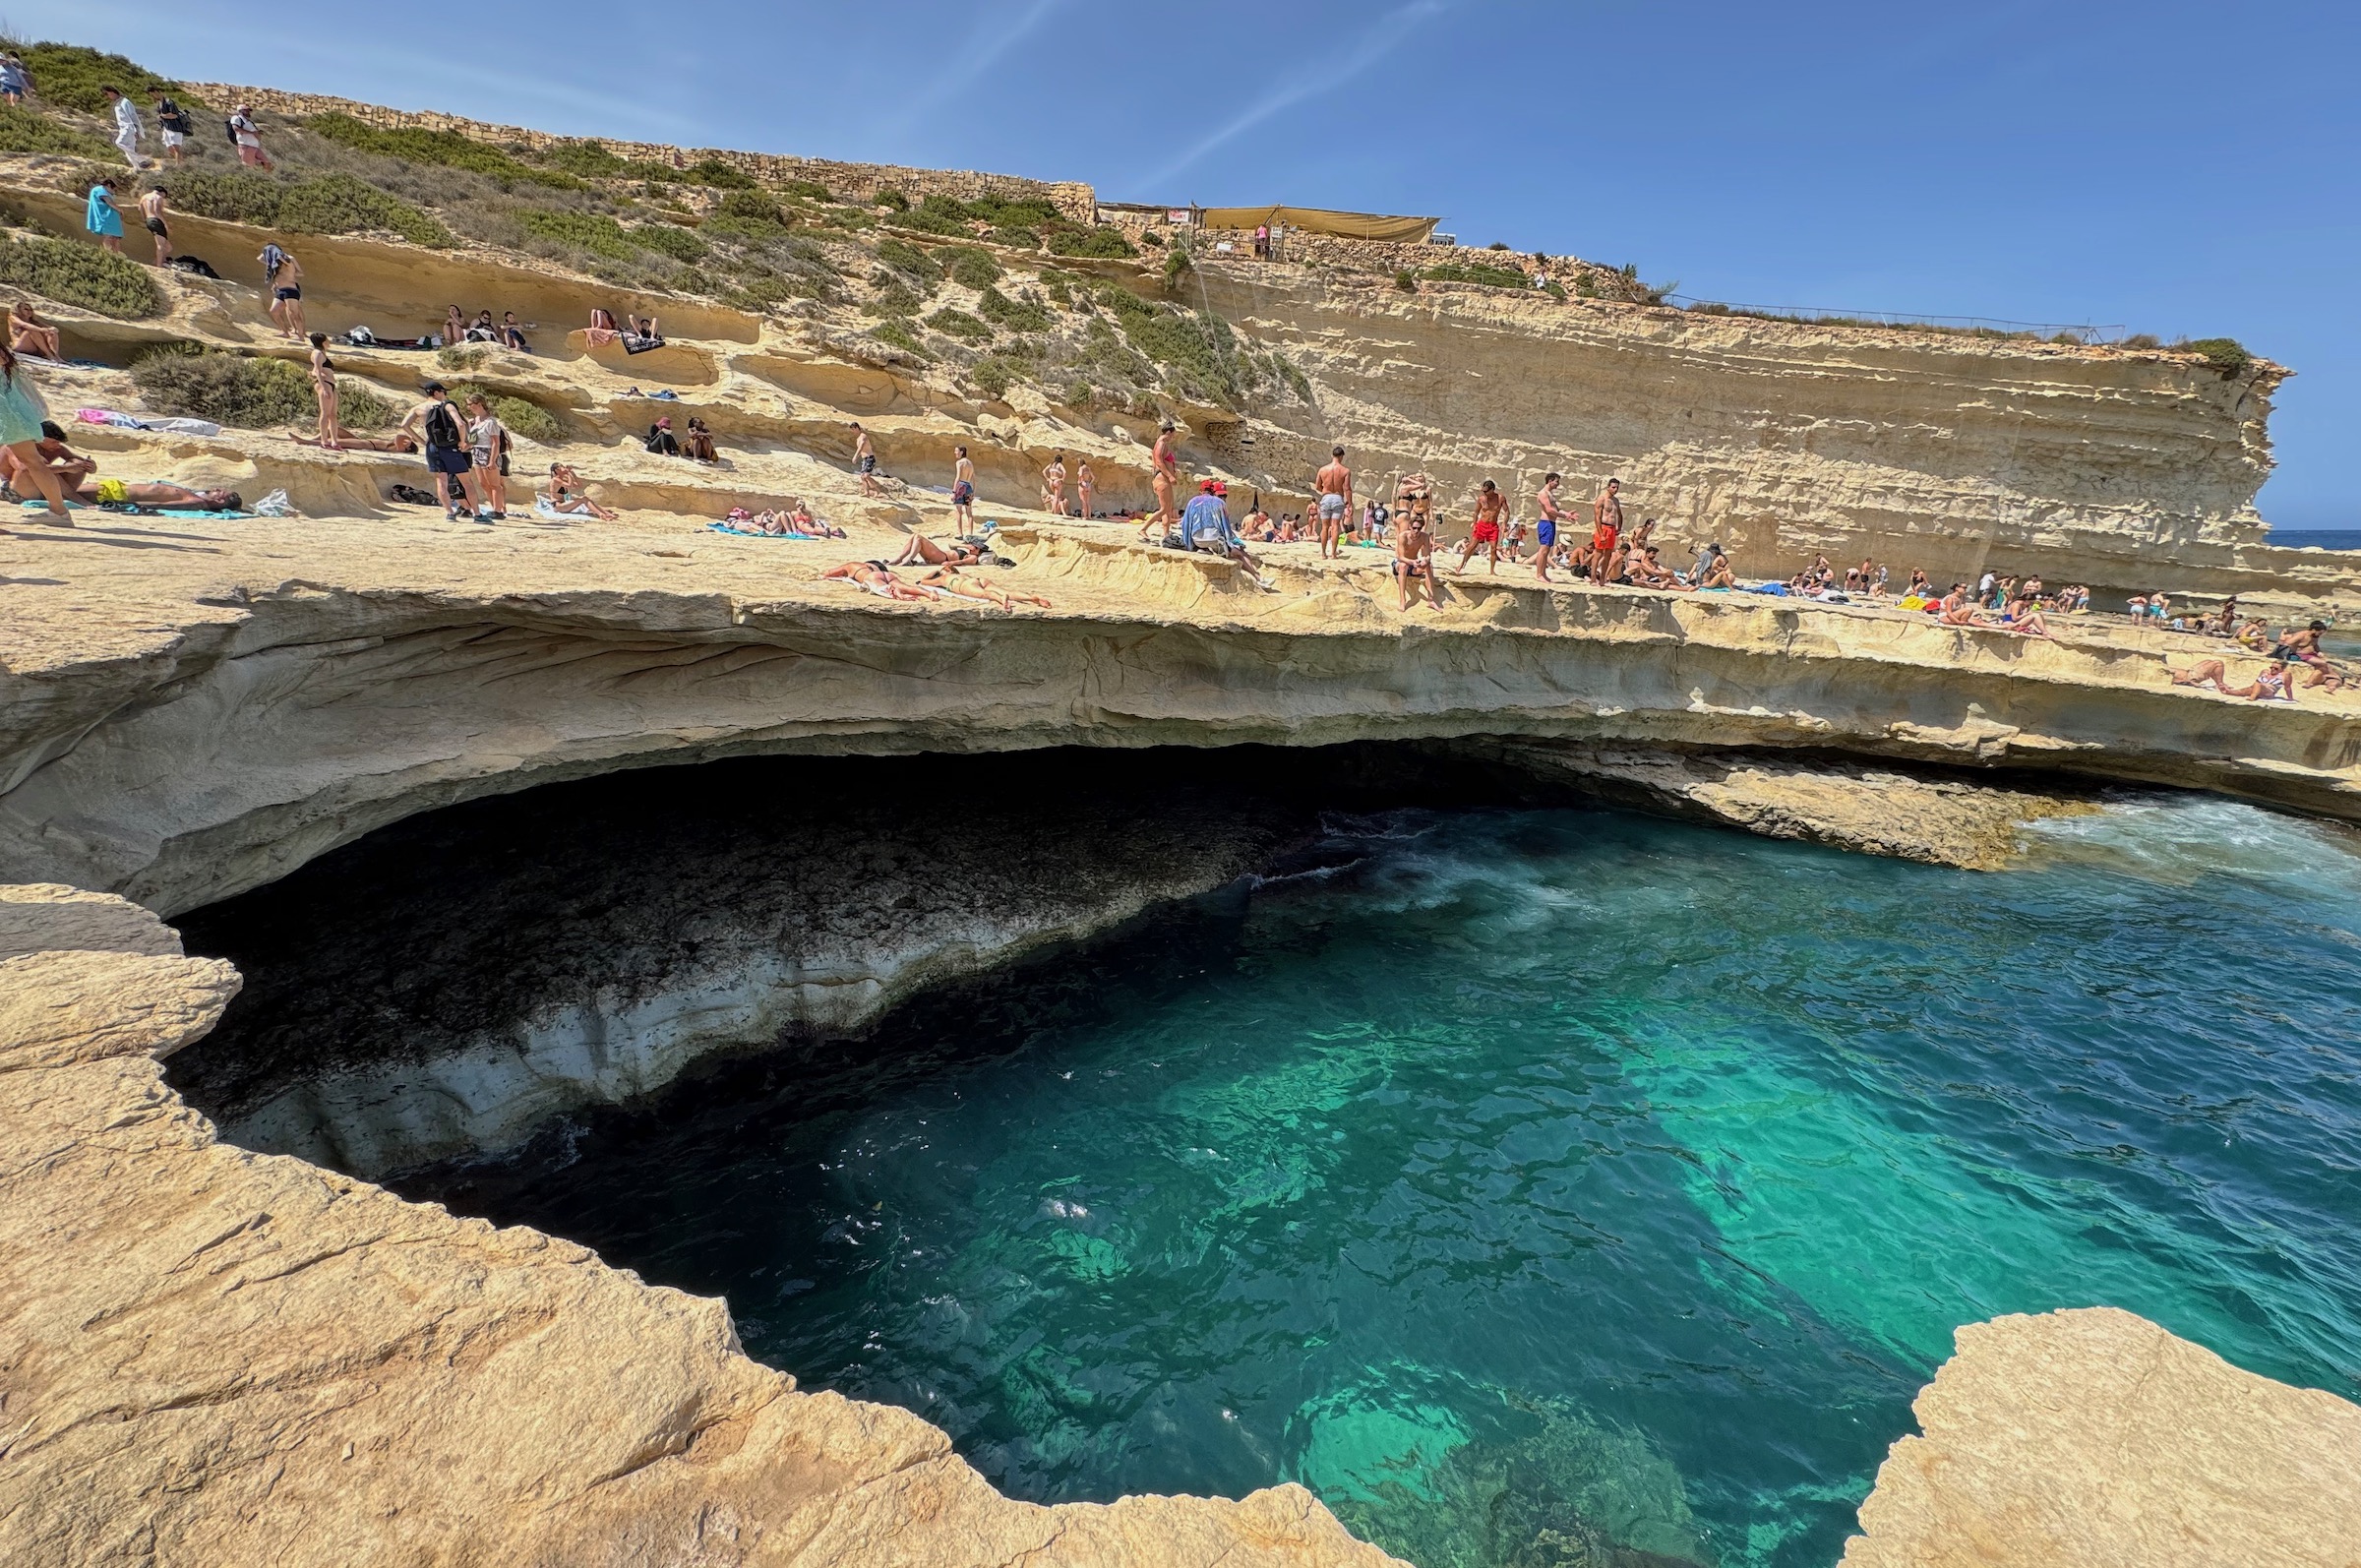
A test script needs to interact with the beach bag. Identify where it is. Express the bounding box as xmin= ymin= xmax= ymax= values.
xmin=167 ymin=254 xmax=221 ymax=279
xmin=390 ymin=483 xmax=439 ymax=506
